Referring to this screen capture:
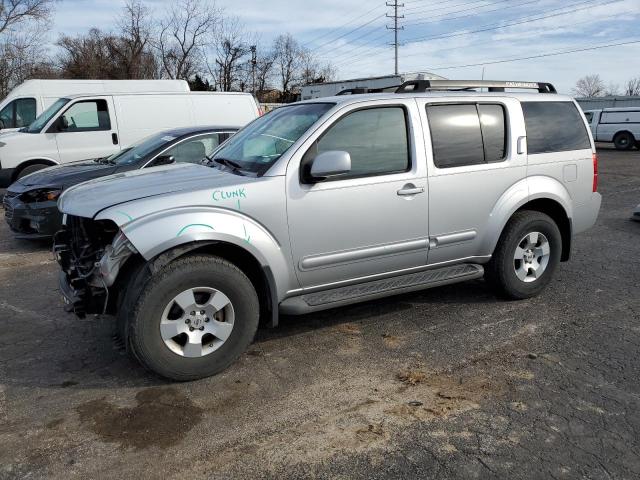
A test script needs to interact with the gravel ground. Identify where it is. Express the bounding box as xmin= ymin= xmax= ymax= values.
xmin=0 ymin=146 xmax=639 ymax=479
